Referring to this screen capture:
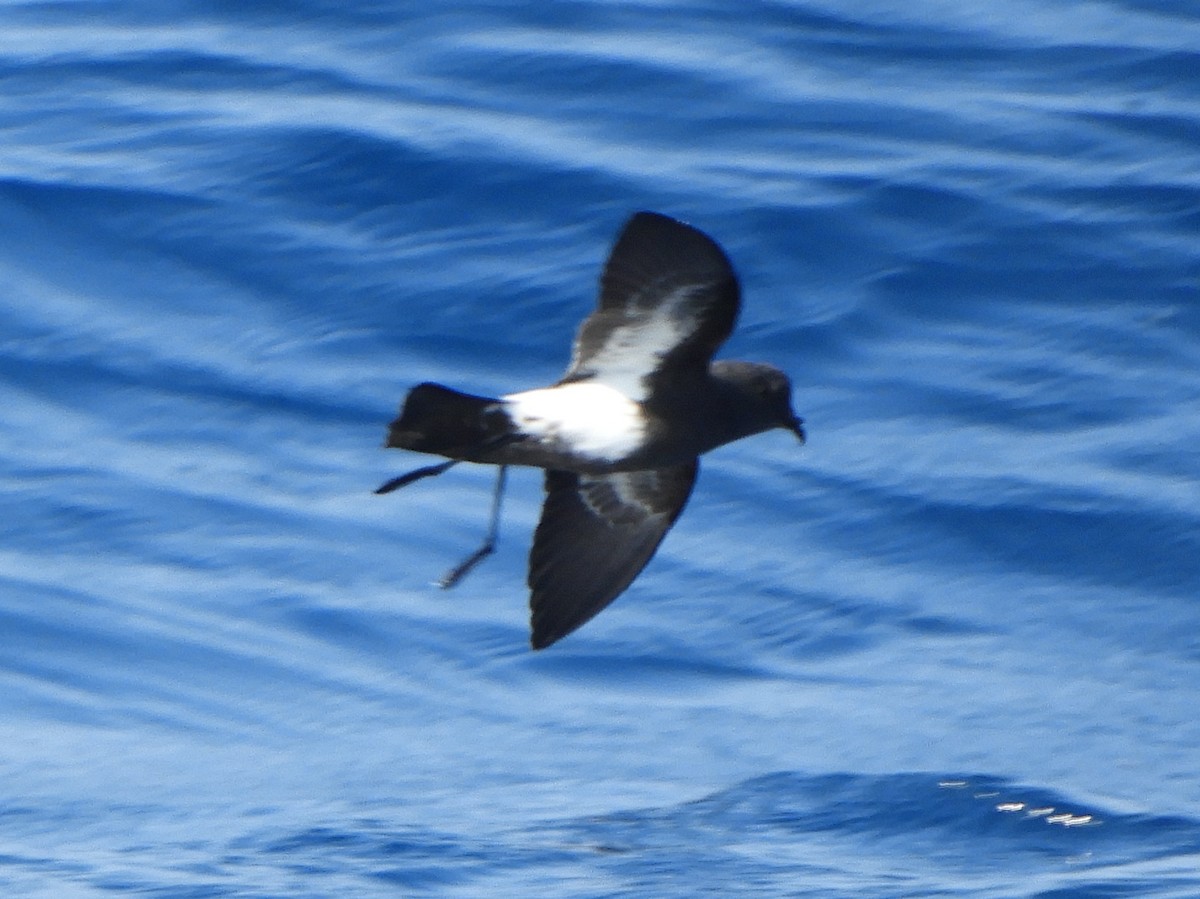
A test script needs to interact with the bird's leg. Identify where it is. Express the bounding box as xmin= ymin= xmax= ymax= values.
xmin=438 ymin=465 xmax=507 ymax=589
xmin=374 ymin=460 xmax=458 ymax=495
